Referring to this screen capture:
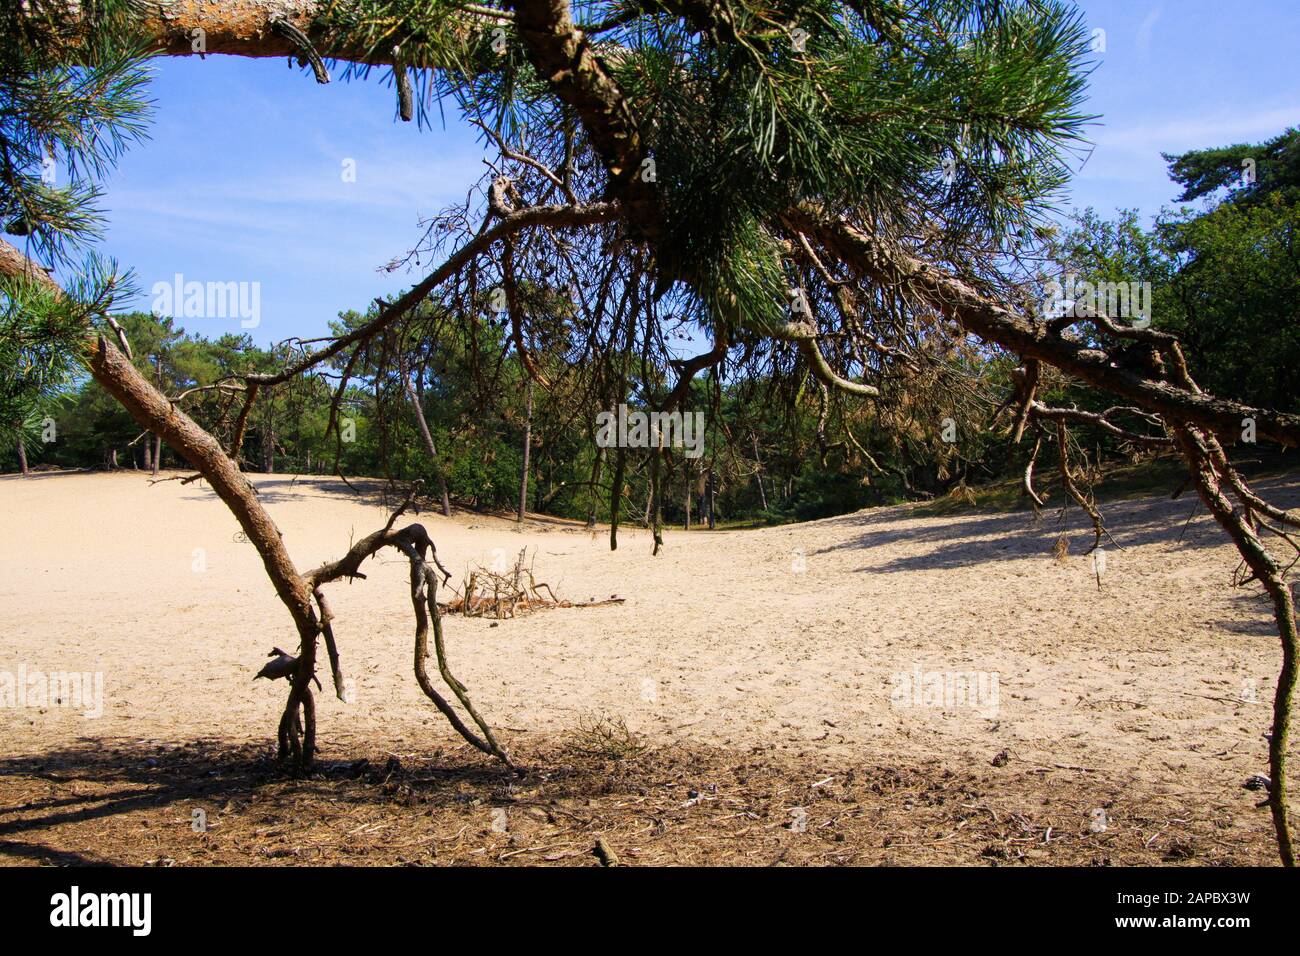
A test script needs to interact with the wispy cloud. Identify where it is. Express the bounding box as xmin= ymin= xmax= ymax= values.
xmin=1085 ymin=104 xmax=1299 ymax=161
xmin=1135 ymin=7 xmax=1162 ymax=57
xmin=111 ymin=152 xmax=481 ymax=214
